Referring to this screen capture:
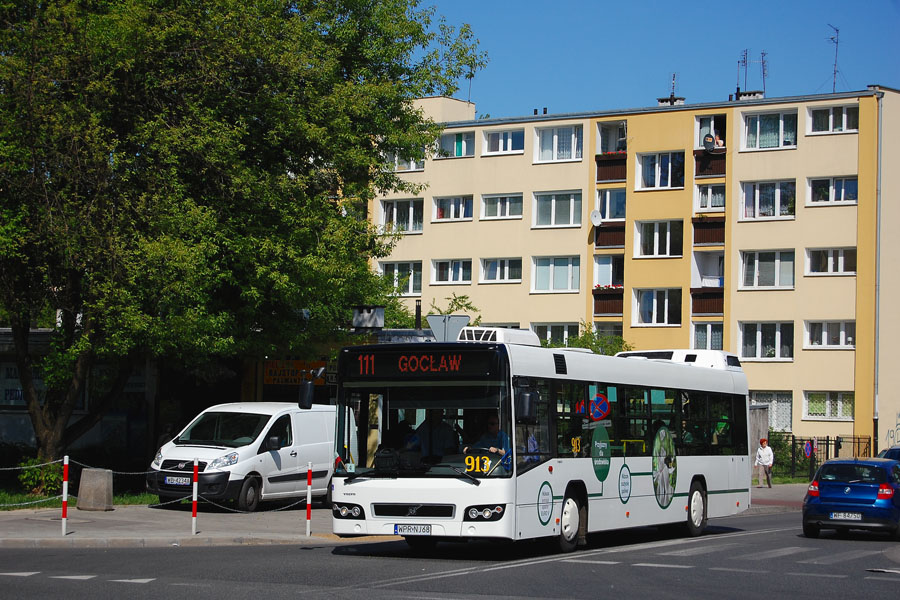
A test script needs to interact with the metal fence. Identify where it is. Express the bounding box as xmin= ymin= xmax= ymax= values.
xmin=768 ymin=433 xmax=871 ymax=481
